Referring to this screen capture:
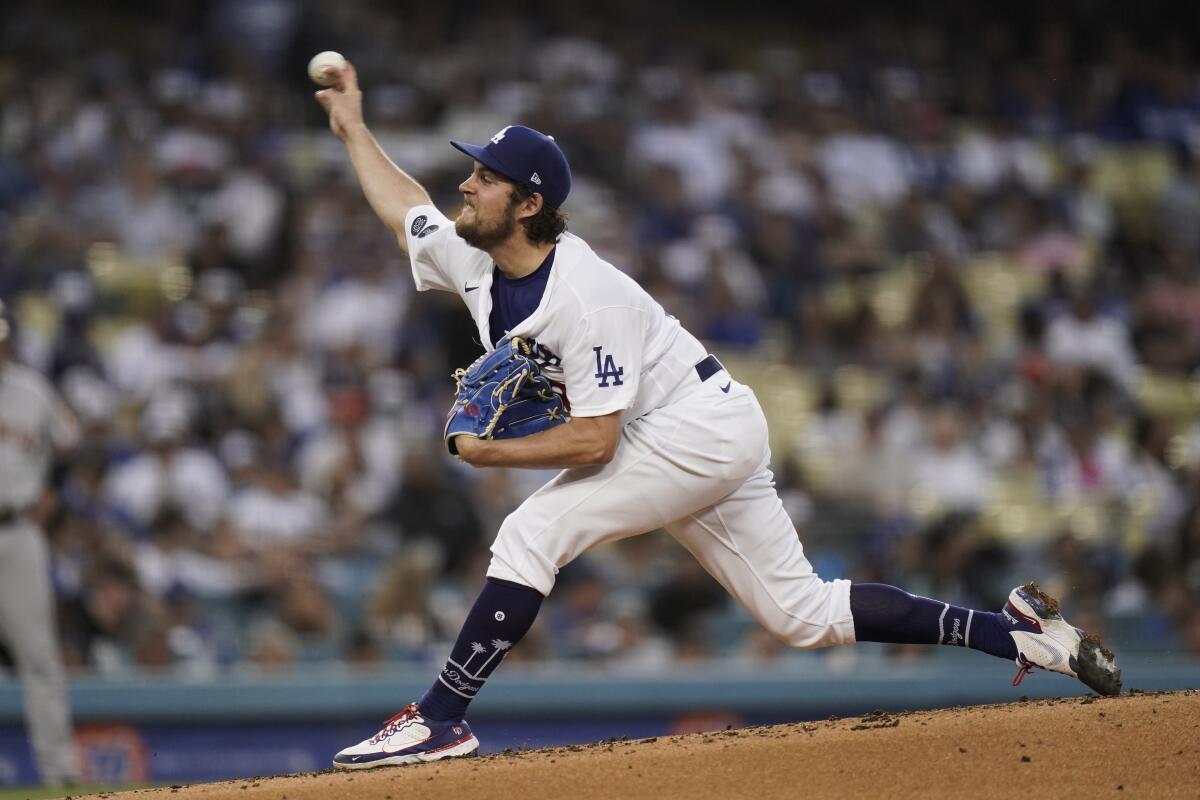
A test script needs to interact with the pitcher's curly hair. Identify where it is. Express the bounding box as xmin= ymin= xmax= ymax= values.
xmin=508 ymin=181 xmax=568 ymax=244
